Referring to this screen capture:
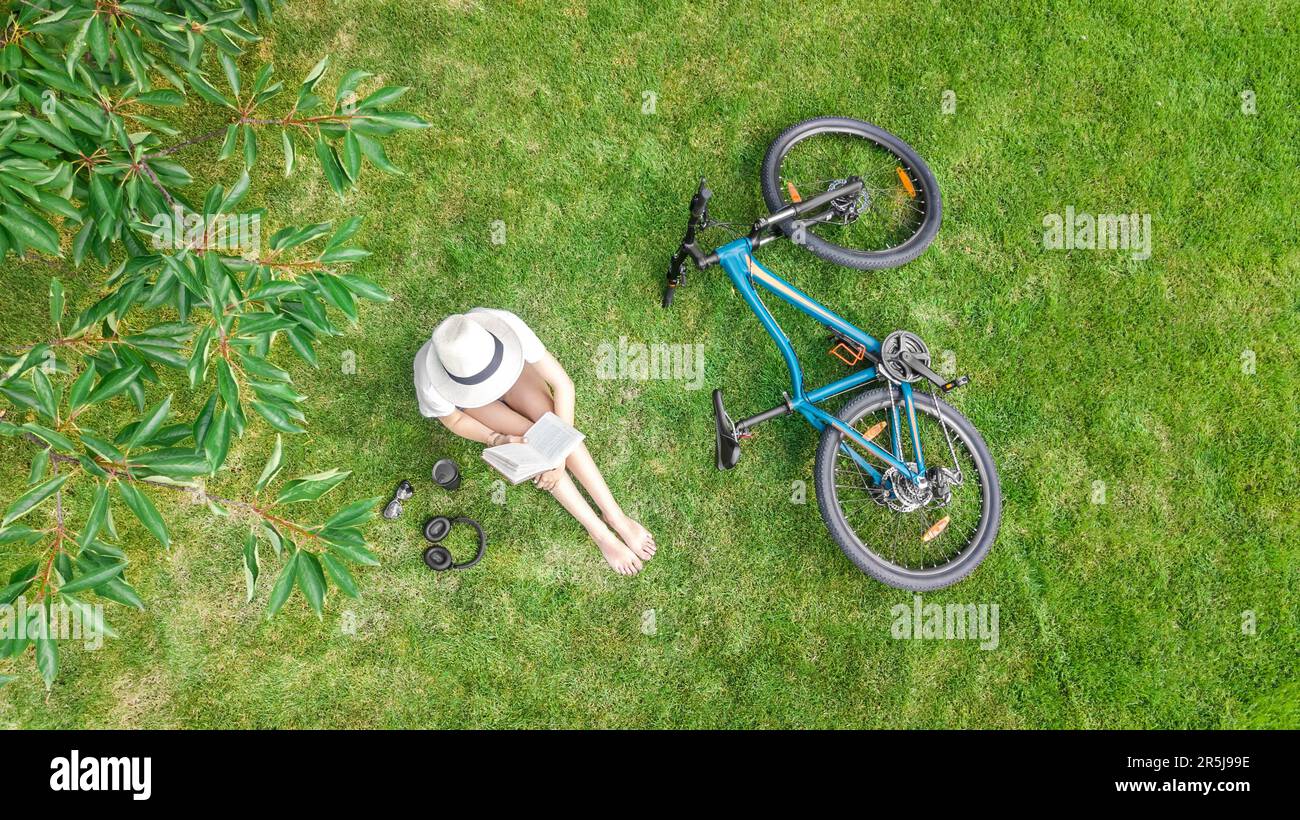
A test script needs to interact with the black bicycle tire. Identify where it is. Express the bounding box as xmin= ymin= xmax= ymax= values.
xmin=761 ymin=116 xmax=942 ymax=270
xmin=813 ymin=388 xmax=1000 ymax=589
